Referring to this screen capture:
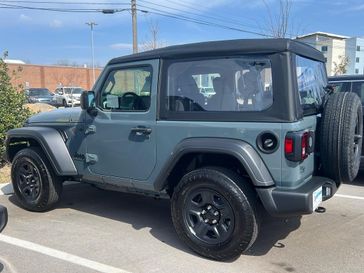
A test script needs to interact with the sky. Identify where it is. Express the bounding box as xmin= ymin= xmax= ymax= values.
xmin=1 ymin=0 xmax=364 ymax=67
